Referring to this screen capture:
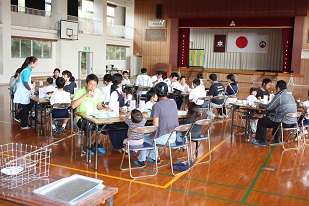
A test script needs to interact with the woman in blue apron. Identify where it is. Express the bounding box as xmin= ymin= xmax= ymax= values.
xmin=13 ymin=56 xmax=38 ymax=129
